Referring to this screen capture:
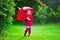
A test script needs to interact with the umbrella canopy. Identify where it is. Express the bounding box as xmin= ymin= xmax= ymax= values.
xmin=16 ymin=6 xmax=34 ymax=21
